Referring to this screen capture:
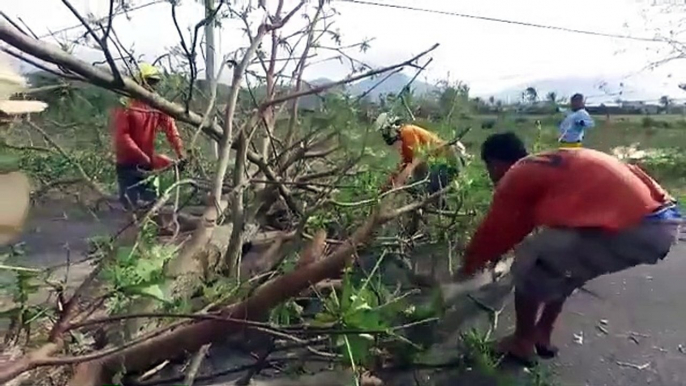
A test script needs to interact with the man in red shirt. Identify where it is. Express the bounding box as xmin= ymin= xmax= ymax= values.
xmin=460 ymin=132 xmax=681 ymax=365
xmin=112 ymin=63 xmax=186 ymax=210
